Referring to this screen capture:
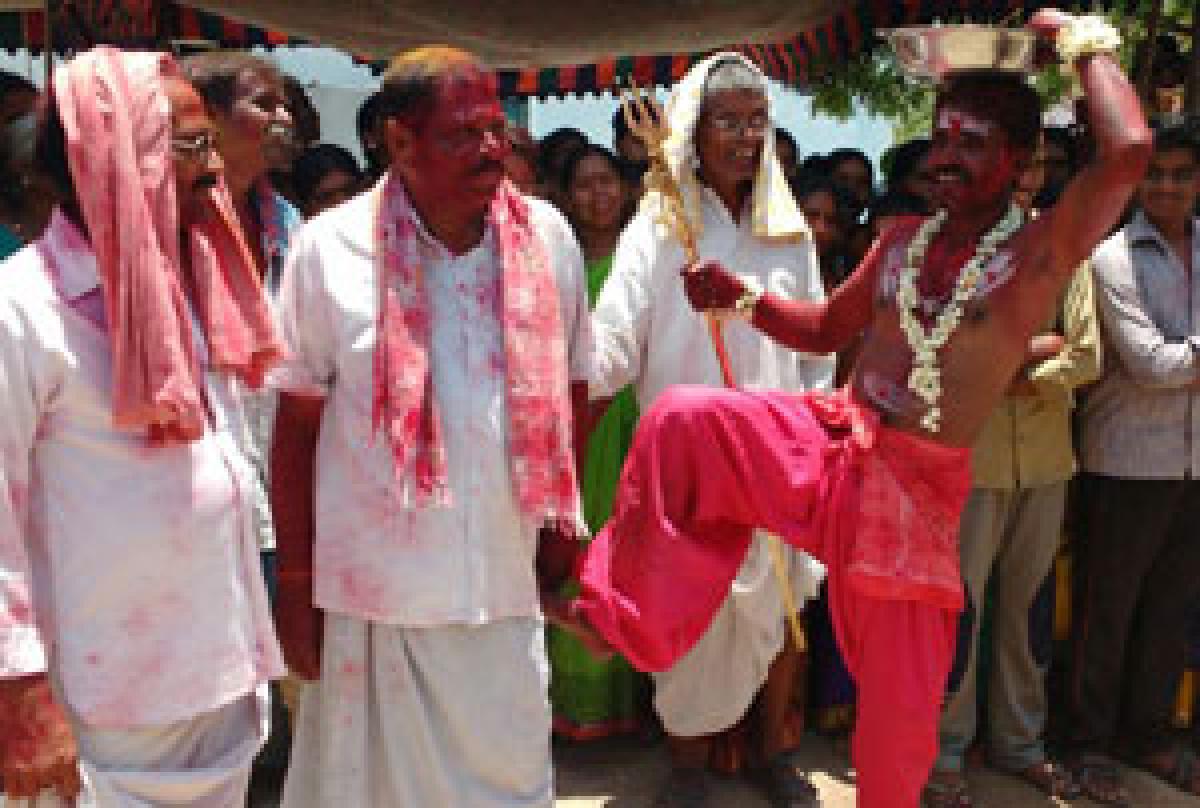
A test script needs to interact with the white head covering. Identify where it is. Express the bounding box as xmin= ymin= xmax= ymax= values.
xmin=645 ymin=51 xmax=810 ymax=243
